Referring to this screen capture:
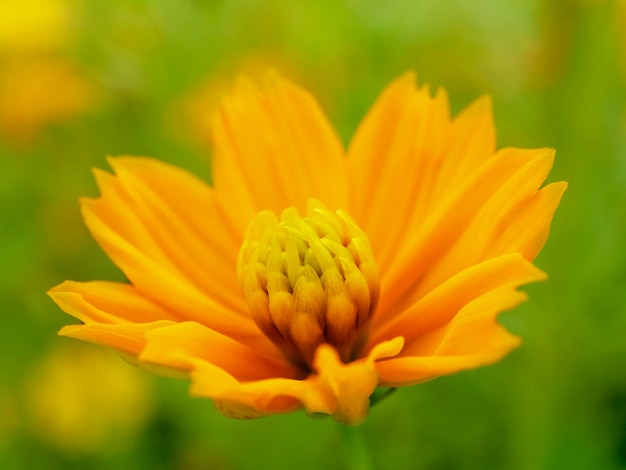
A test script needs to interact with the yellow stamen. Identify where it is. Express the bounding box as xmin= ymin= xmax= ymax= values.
xmin=237 ymin=199 xmax=379 ymax=371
